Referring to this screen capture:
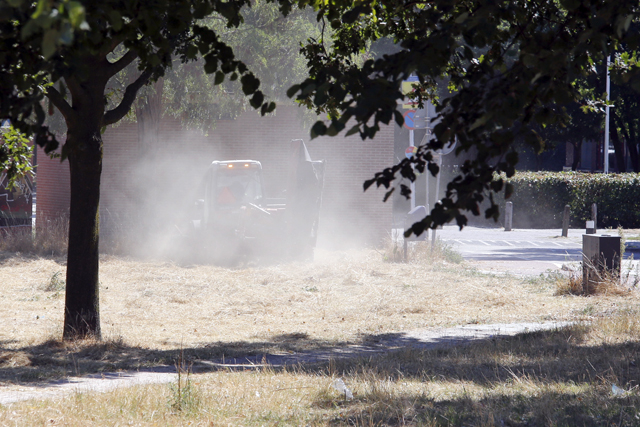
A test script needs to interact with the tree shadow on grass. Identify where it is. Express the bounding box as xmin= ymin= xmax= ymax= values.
xmin=1 ymin=323 xmax=639 ymax=392
xmin=317 ymin=389 xmax=640 ymax=426
xmin=0 ymin=332 xmax=353 ymax=385
xmin=307 ymin=327 xmax=640 ymax=426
